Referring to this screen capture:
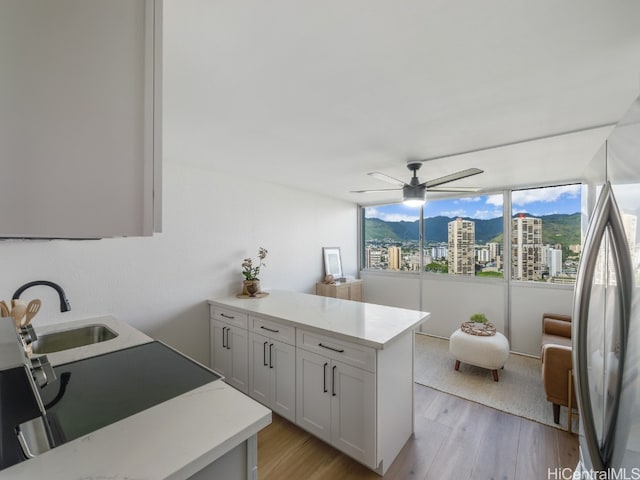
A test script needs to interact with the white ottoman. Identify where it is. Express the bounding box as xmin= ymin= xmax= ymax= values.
xmin=449 ymin=328 xmax=509 ymax=381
